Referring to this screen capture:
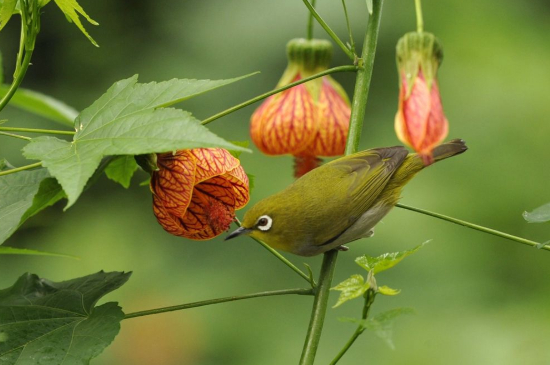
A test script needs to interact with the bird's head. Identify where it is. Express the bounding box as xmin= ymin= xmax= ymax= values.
xmin=225 ymin=195 xmax=288 ymax=249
